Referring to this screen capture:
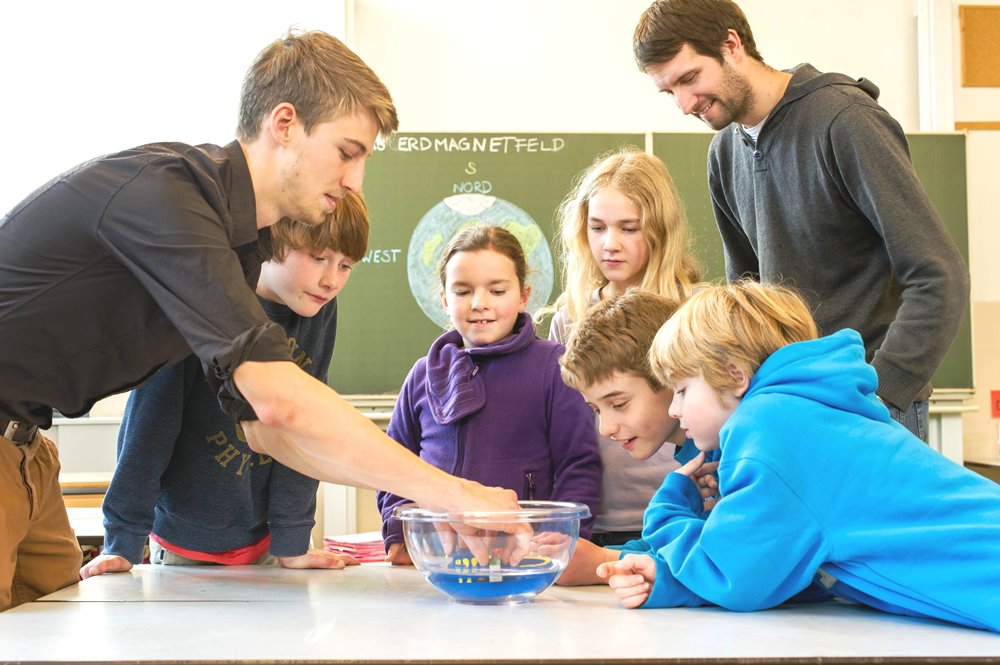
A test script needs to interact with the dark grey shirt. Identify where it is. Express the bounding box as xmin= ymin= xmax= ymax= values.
xmin=0 ymin=141 xmax=291 ymax=427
